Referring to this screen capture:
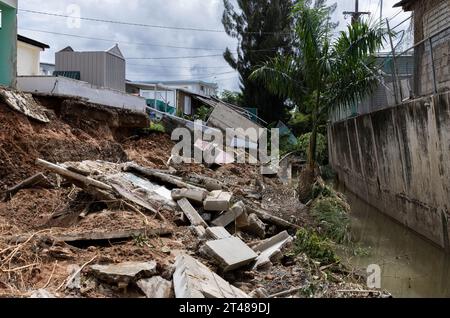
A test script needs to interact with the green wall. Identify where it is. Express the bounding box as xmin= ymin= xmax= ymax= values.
xmin=0 ymin=2 xmax=17 ymax=87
